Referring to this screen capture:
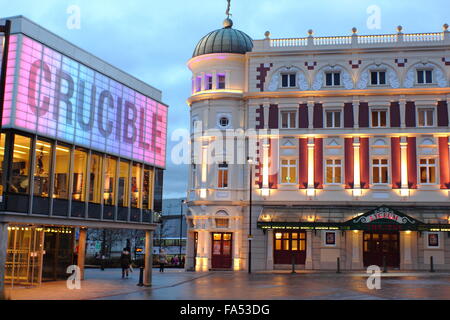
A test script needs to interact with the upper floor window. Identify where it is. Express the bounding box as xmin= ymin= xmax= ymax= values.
xmin=371 ymin=109 xmax=388 ymax=128
xmin=417 ymin=69 xmax=433 ymax=84
xmin=325 ymin=72 xmax=341 ymax=86
xmin=419 ymin=158 xmax=436 ymax=184
xmin=205 ymin=74 xmax=213 ymax=90
xmin=281 ymin=110 xmax=297 ymax=129
xmin=217 ymin=162 xmax=228 ymax=189
xmin=325 ymin=159 xmax=342 ymax=184
xmin=195 ymin=76 xmax=202 ymax=92
xmin=325 ymin=110 xmax=341 ymax=128
xmin=370 ymin=71 xmax=386 ymax=85
xmin=281 ymin=73 xmax=296 ymax=88
xmin=372 ymin=158 xmax=389 ymax=184
xmin=417 ymin=108 xmax=434 ymax=127
xmin=217 ymin=74 xmax=226 ymax=89
xmin=280 ymin=159 xmax=297 ymax=184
